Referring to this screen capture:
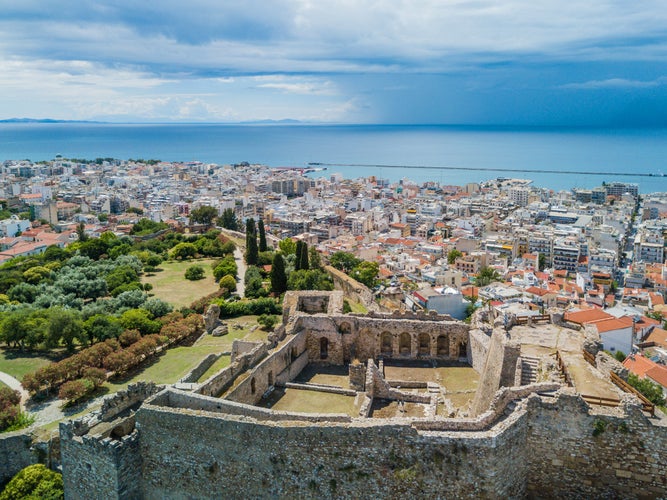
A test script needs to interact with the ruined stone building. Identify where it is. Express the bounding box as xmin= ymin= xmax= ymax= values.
xmin=47 ymin=291 xmax=667 ymax=498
